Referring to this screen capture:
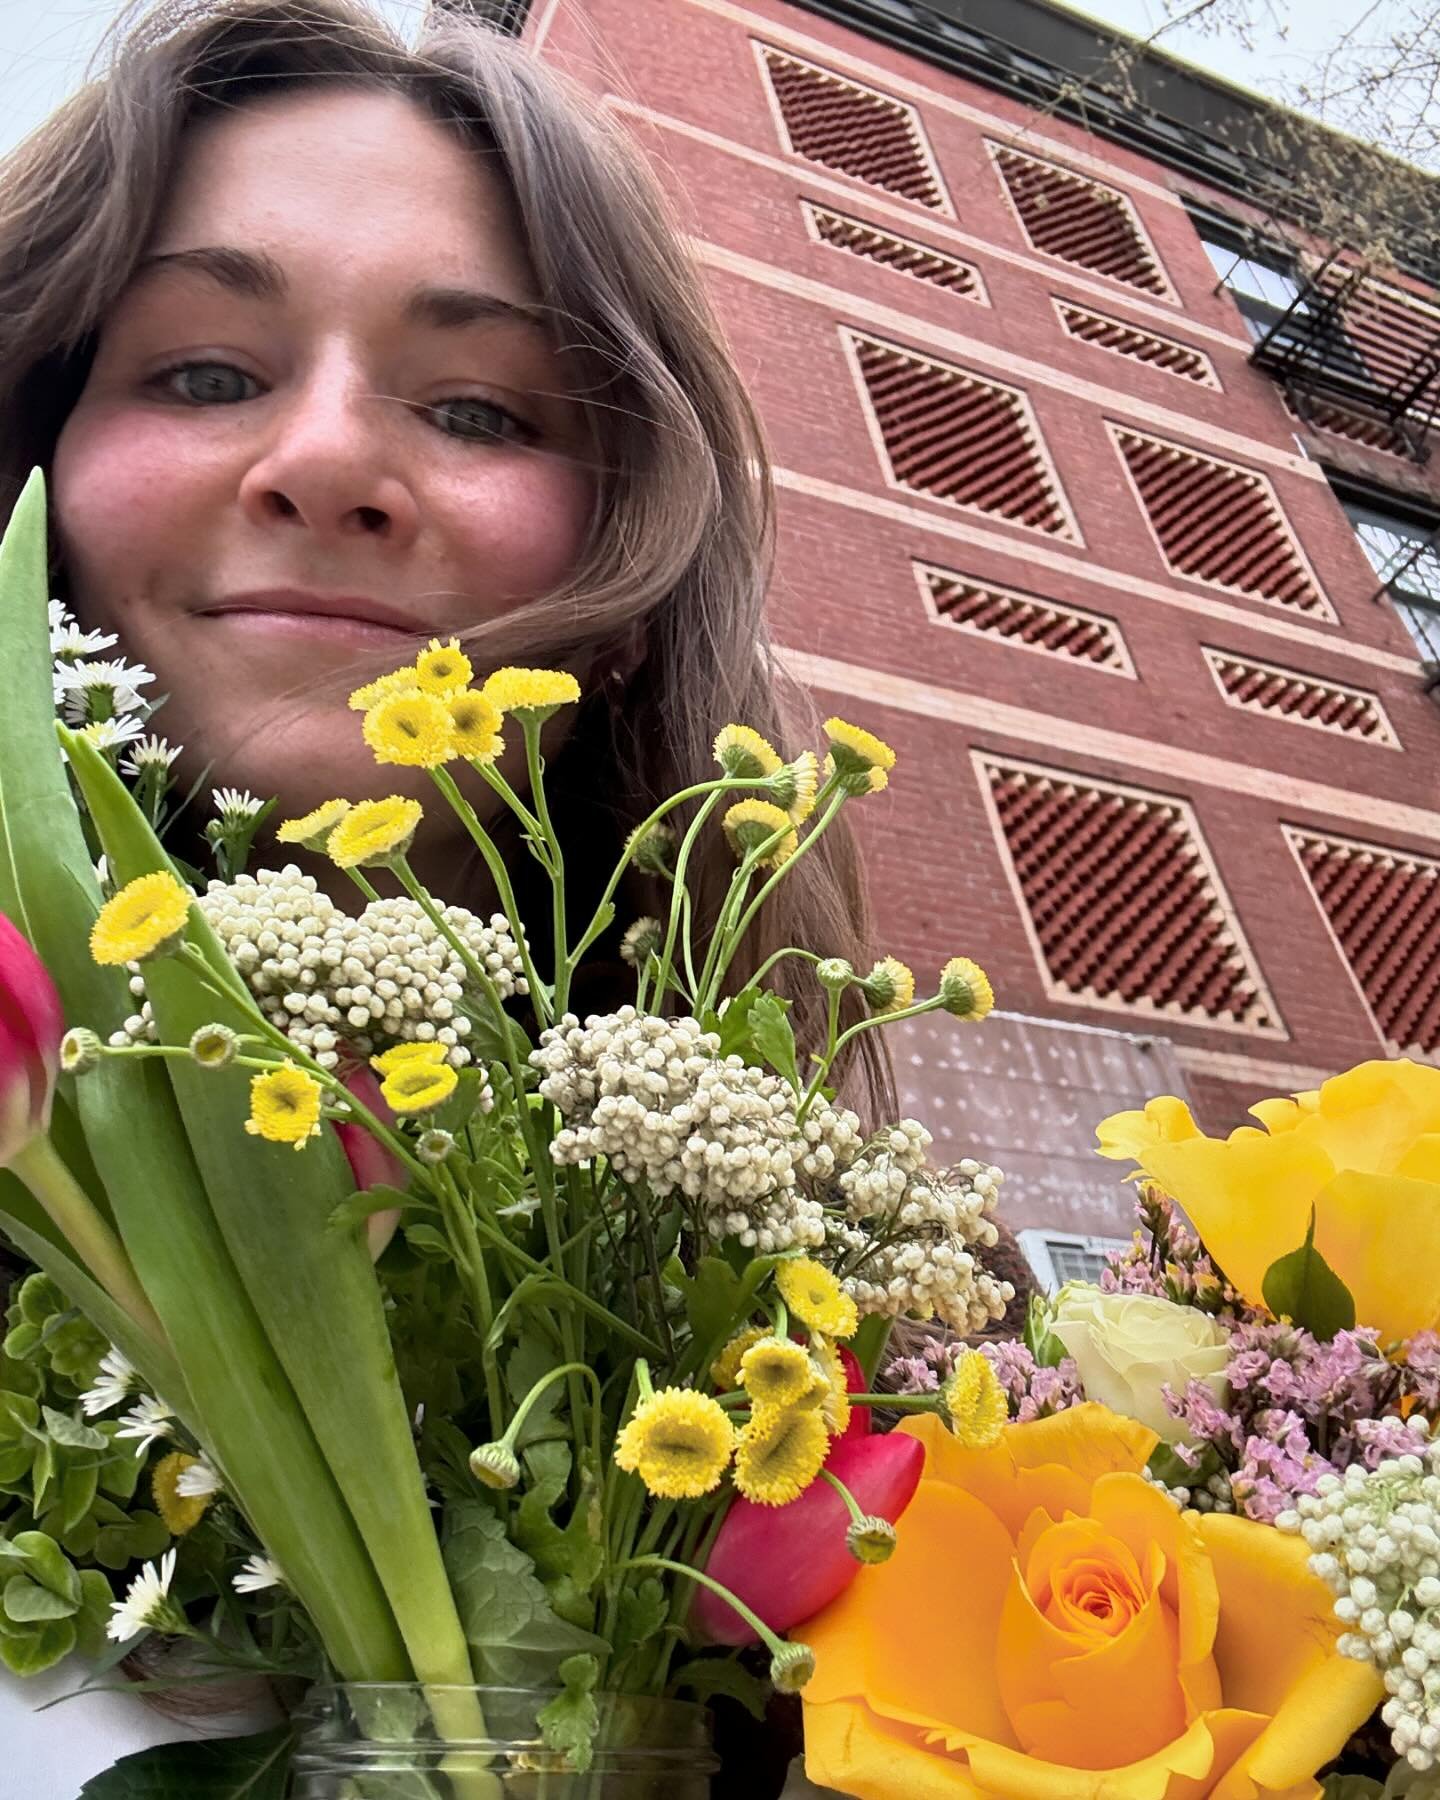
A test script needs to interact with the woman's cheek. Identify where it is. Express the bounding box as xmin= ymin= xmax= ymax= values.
xmin=447 ymin=454 xmax=594 ymax=612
